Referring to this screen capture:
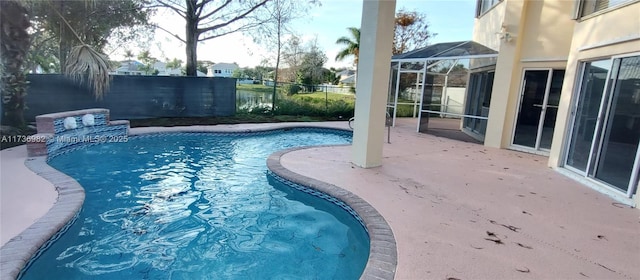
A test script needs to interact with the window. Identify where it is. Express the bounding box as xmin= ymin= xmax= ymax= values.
xmin=565 ymin=55 xmax=640 ymax=195
xmin=463 ymin=70 xmax=494 ymax=138
xmin=476 ymin=0 xmax=501 ymax=17
xmin=577 ymin=0 xmax=633 ymax=17
xmin=214 ymin=69 xmax=222 ymax=74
